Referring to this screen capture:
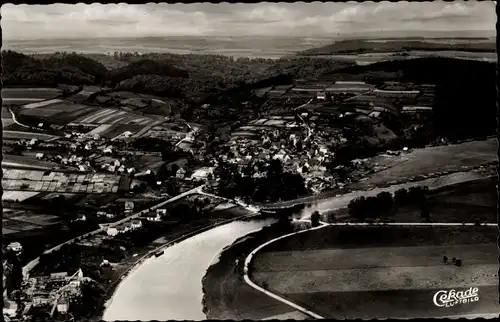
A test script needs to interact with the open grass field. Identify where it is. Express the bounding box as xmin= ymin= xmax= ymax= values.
xmin=2 ymin=88 xmax=62 ymax=100
xmin=2 ymin=118 xmax=15 ymax=127
xmin=251 ymin=225 xmax=497 ymax=318
xmin=2 ymin=130 xmax=59 ymax=140
xmin=353 ymin=139 xmax=497 ymax=188
xmin=2 ymin=191 xmax=41 ymax=202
